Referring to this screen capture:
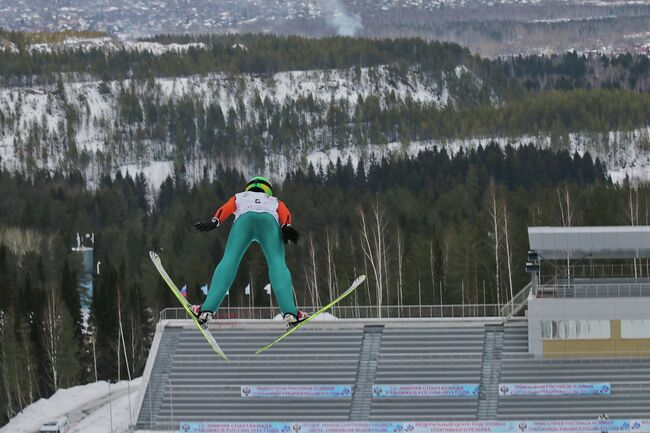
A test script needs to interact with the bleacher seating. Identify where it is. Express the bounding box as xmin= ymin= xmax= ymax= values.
xmin=136 ymin=323 xmax=364 ymax=430
xmin=135 ymin=318 xmax=650 ymax=430
xmin=370 ymin=326 xmax=485 ymax=420
xmin=502 ymin=324 xmax=528 ymax=353
xmin=498 ymin=356 xmax=650 ymax=419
